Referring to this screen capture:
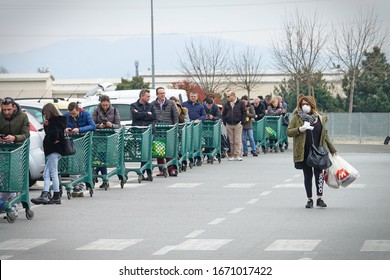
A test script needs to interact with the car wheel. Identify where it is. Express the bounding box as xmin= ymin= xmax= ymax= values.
xmin=29 ymin=175 xmax=37 ymax=188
